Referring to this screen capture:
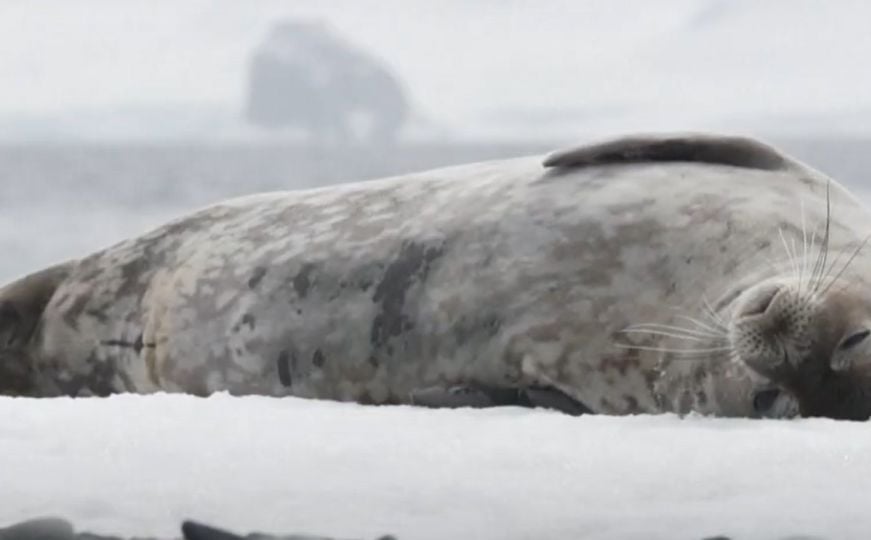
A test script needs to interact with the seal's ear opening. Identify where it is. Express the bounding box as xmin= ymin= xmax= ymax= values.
xmin=0 ymin=262 xmax=71 ymax=350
